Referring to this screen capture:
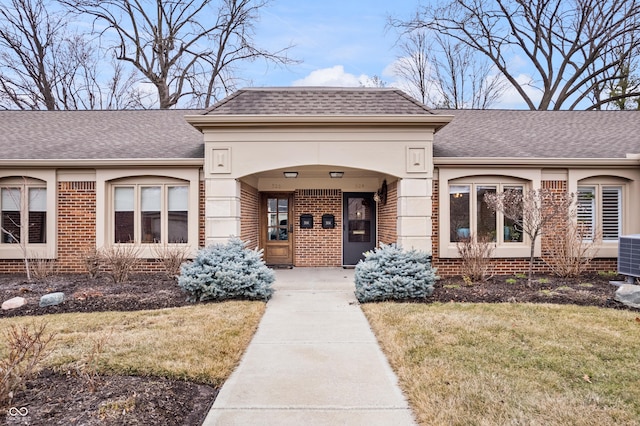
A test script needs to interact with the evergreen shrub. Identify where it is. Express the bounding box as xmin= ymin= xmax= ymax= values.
xmin=178 ymin=237 xmax=274 ymax=302
xmin=354 ymin=243 xmax=438 ymax=303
